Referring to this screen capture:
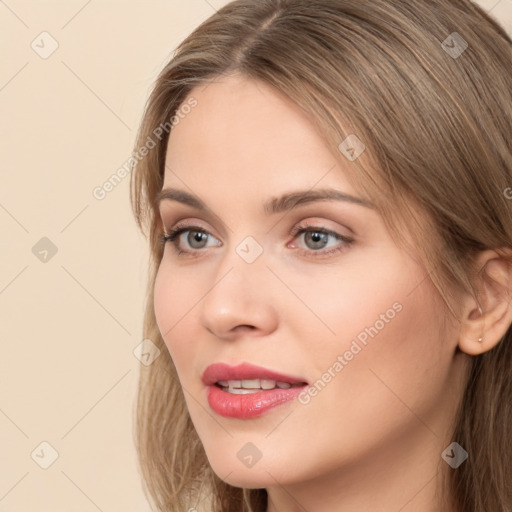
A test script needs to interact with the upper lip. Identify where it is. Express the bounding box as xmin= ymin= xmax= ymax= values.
xmin=202 ymin=362 xmax=309 ymax=386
